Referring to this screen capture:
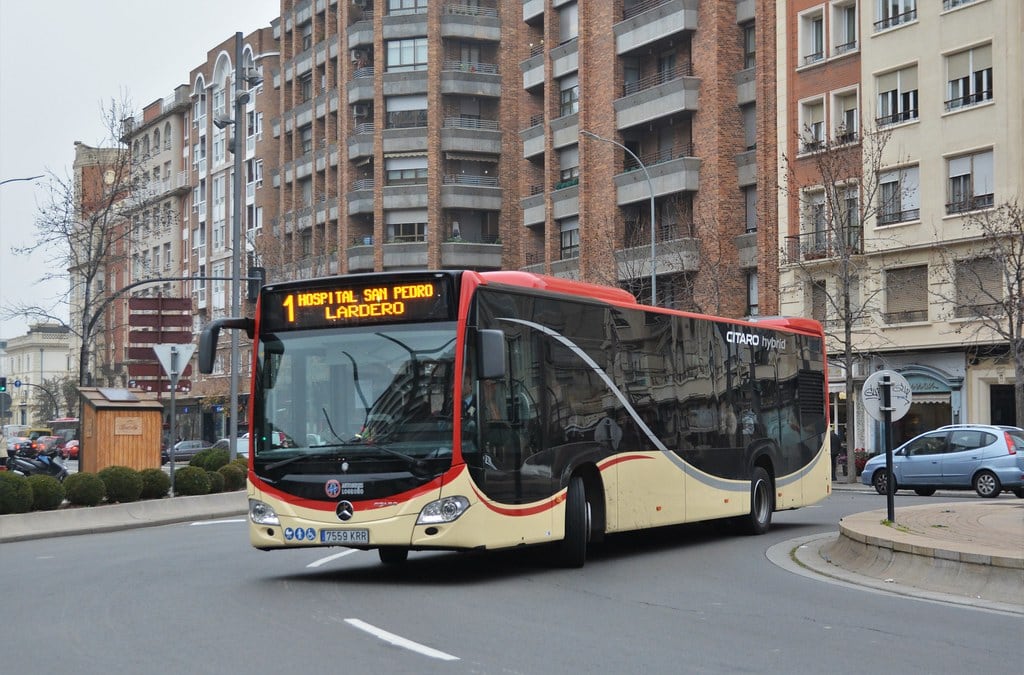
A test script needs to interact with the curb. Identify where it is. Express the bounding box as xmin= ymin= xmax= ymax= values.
xmin=0 ymin=491 xmax=248 ymax=543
